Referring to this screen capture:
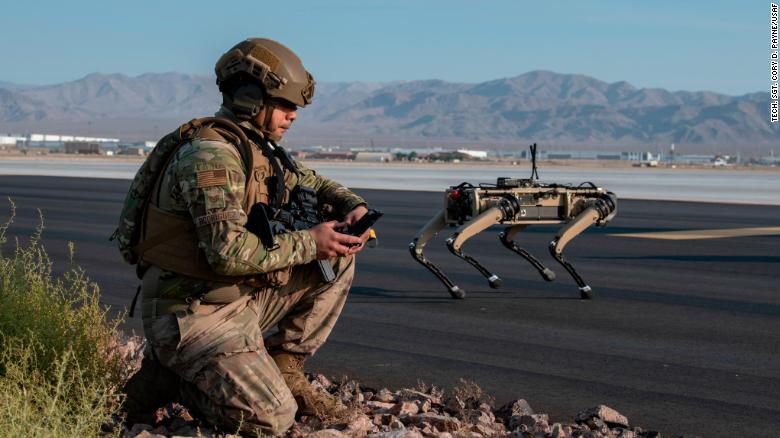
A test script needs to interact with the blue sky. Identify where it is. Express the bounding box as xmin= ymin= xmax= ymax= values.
xmin=0 ymin=1 xmax=765 ymax=95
